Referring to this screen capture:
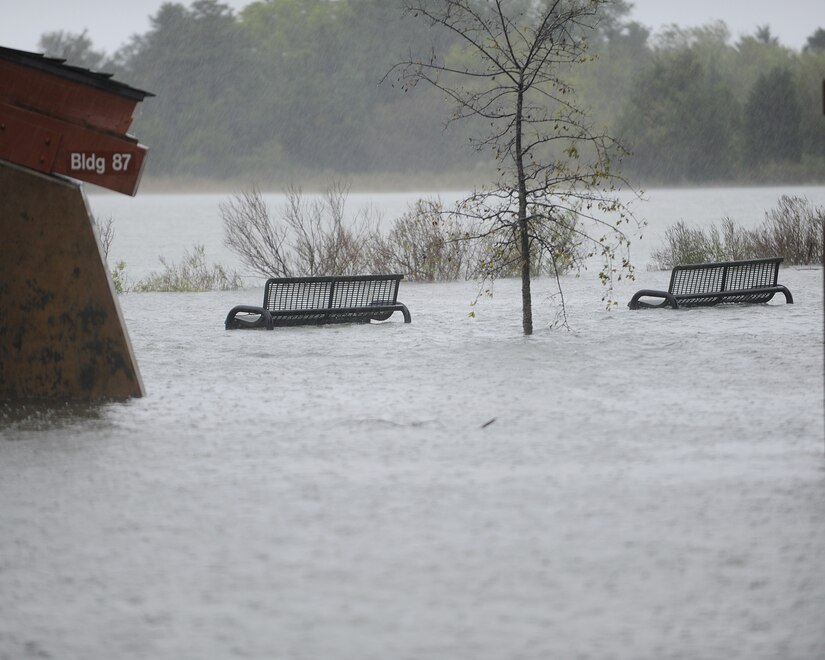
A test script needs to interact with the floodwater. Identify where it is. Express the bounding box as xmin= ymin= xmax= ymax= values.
xmin=1 ymin=186 xmax=824 ymax=660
